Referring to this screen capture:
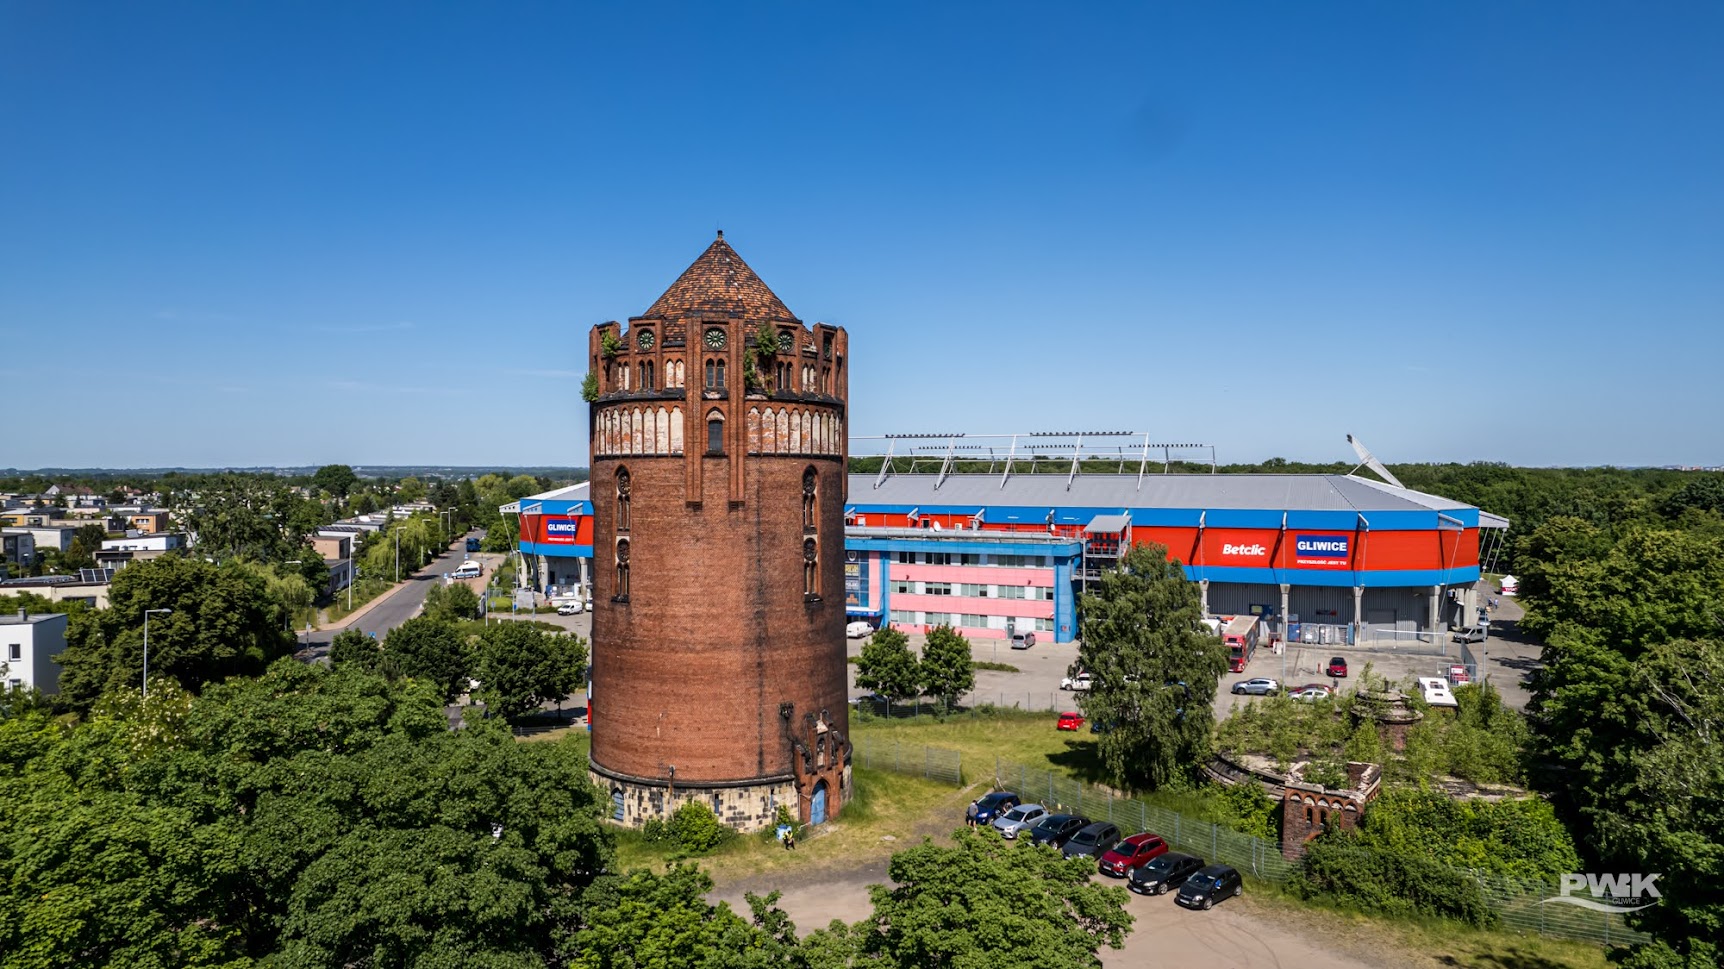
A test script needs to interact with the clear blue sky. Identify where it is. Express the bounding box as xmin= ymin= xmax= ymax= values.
xmin=3 ymin=2 xmax=1720 ymax=469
